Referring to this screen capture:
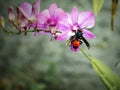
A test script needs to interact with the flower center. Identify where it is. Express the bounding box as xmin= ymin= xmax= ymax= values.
xmin=47 ymin=18 xmax=57 ymax=27
xmin=71 ymin=23 xmax=79 ymax=33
